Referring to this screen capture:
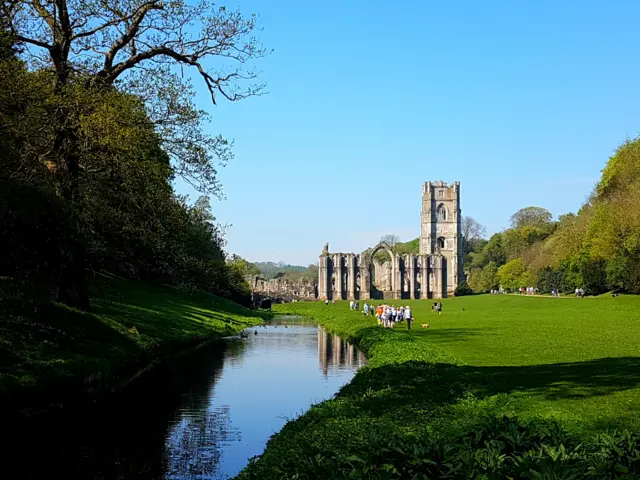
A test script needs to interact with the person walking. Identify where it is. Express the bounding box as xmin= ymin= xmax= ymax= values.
xmin=404 ymin=305 xmax=412 ymax=330
xmin=437 ymin=302 xmax=442 ymax=316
